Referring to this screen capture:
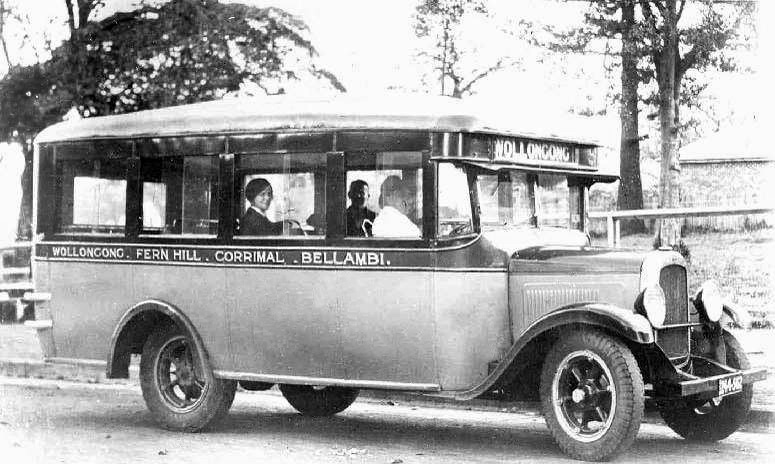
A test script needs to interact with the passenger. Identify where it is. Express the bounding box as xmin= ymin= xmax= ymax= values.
xmin=240 ymin=178 xmax=283 ymax=236
xmin=372 ymin=175 xmax=420 ymax=238
xmin=346 ymin=180 xmax=376 ymax=237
